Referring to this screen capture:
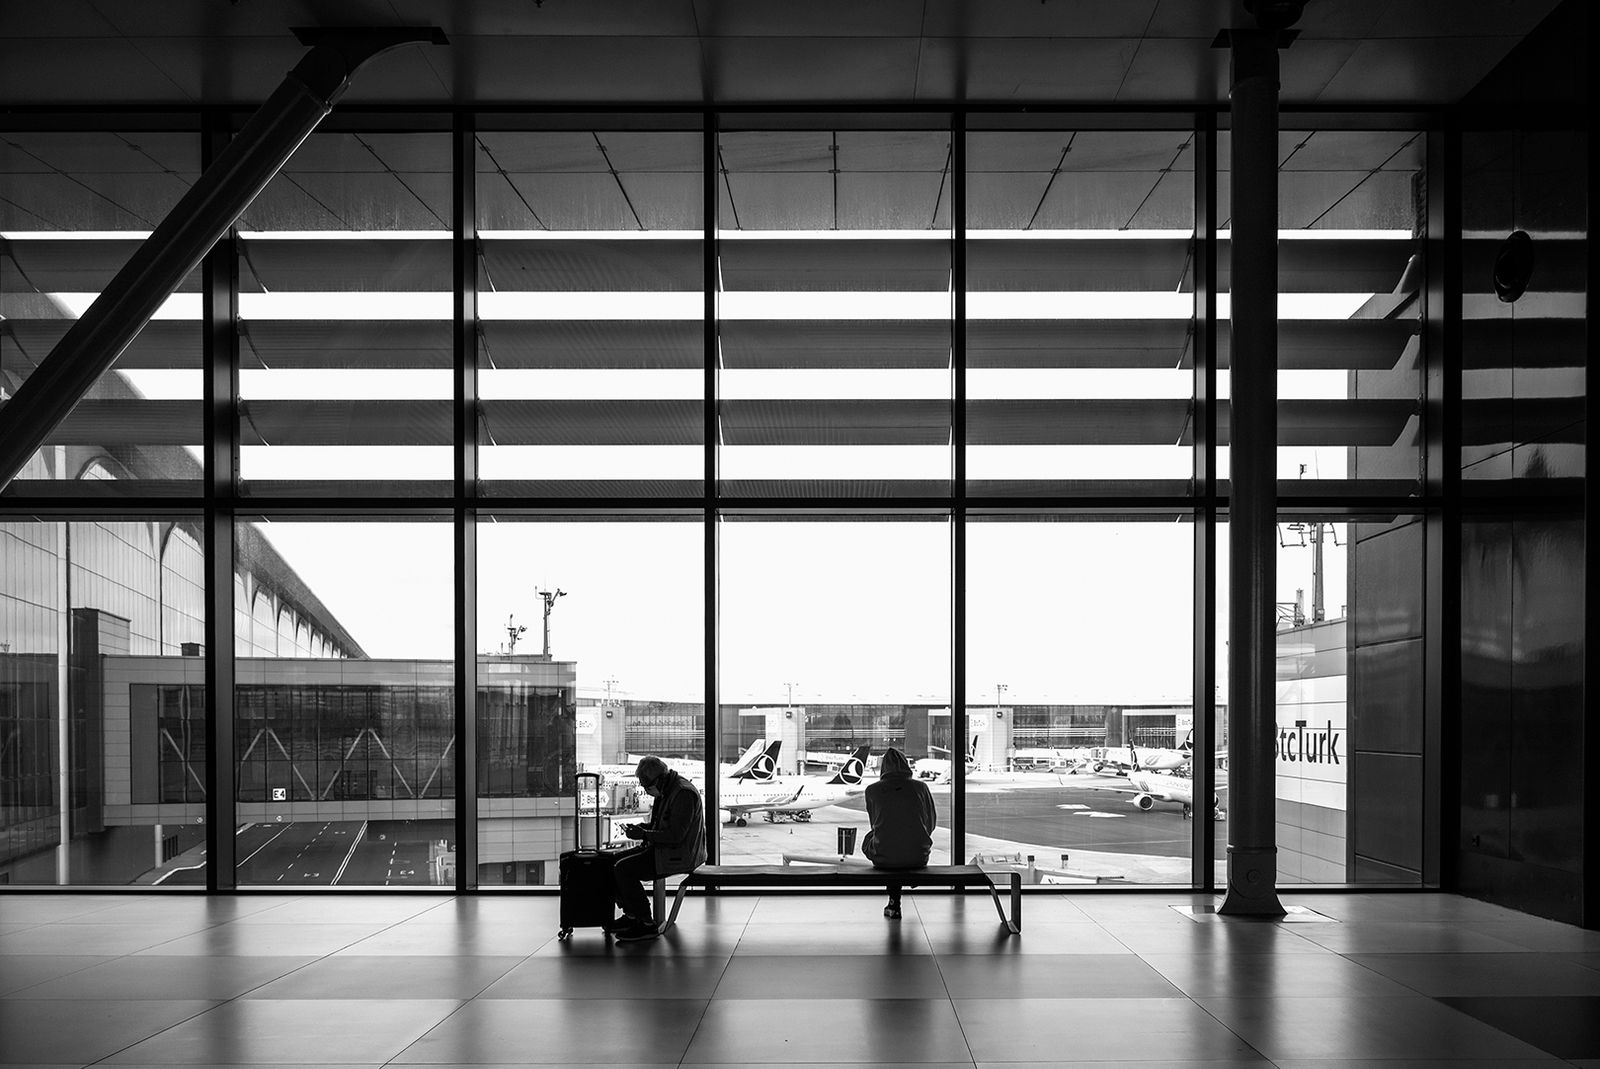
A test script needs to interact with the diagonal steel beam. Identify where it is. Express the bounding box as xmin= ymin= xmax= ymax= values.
xmin=0 ymin=27 xmax=446 ymax=492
